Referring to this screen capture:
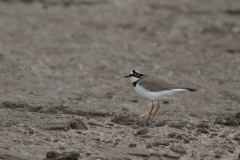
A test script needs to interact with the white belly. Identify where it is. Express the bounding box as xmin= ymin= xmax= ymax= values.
xmin=134 ymin=83 xmax=188 ymax=101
